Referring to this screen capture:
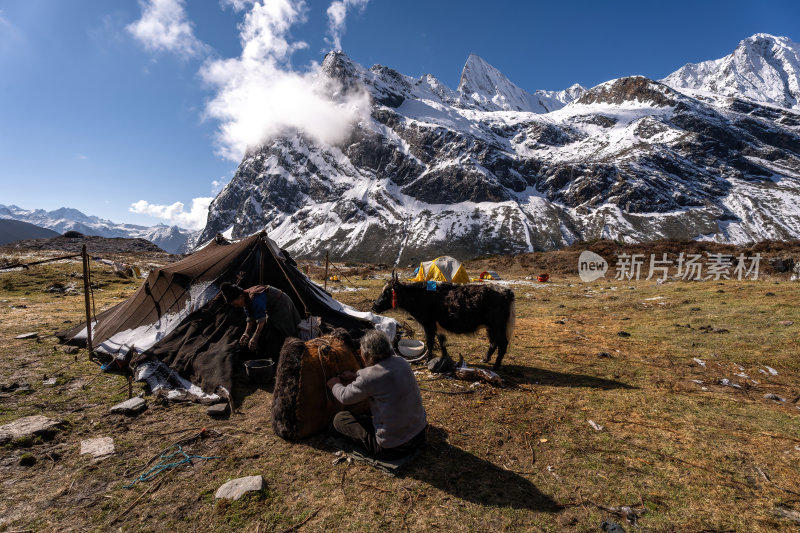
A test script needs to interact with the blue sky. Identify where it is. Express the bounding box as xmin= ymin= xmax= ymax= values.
xmin=0 ymin=0 xmax=798 ymax=228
